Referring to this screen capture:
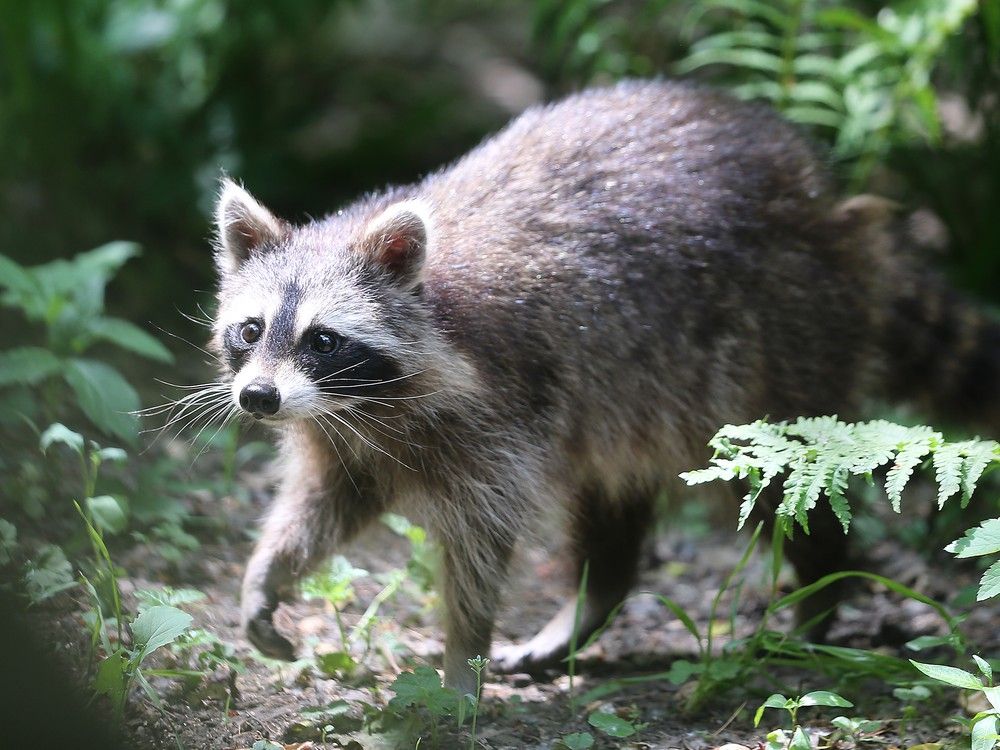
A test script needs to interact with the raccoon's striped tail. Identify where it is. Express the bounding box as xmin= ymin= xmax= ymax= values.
xmin=882 ymin=272 xmax=1000 ymax=436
